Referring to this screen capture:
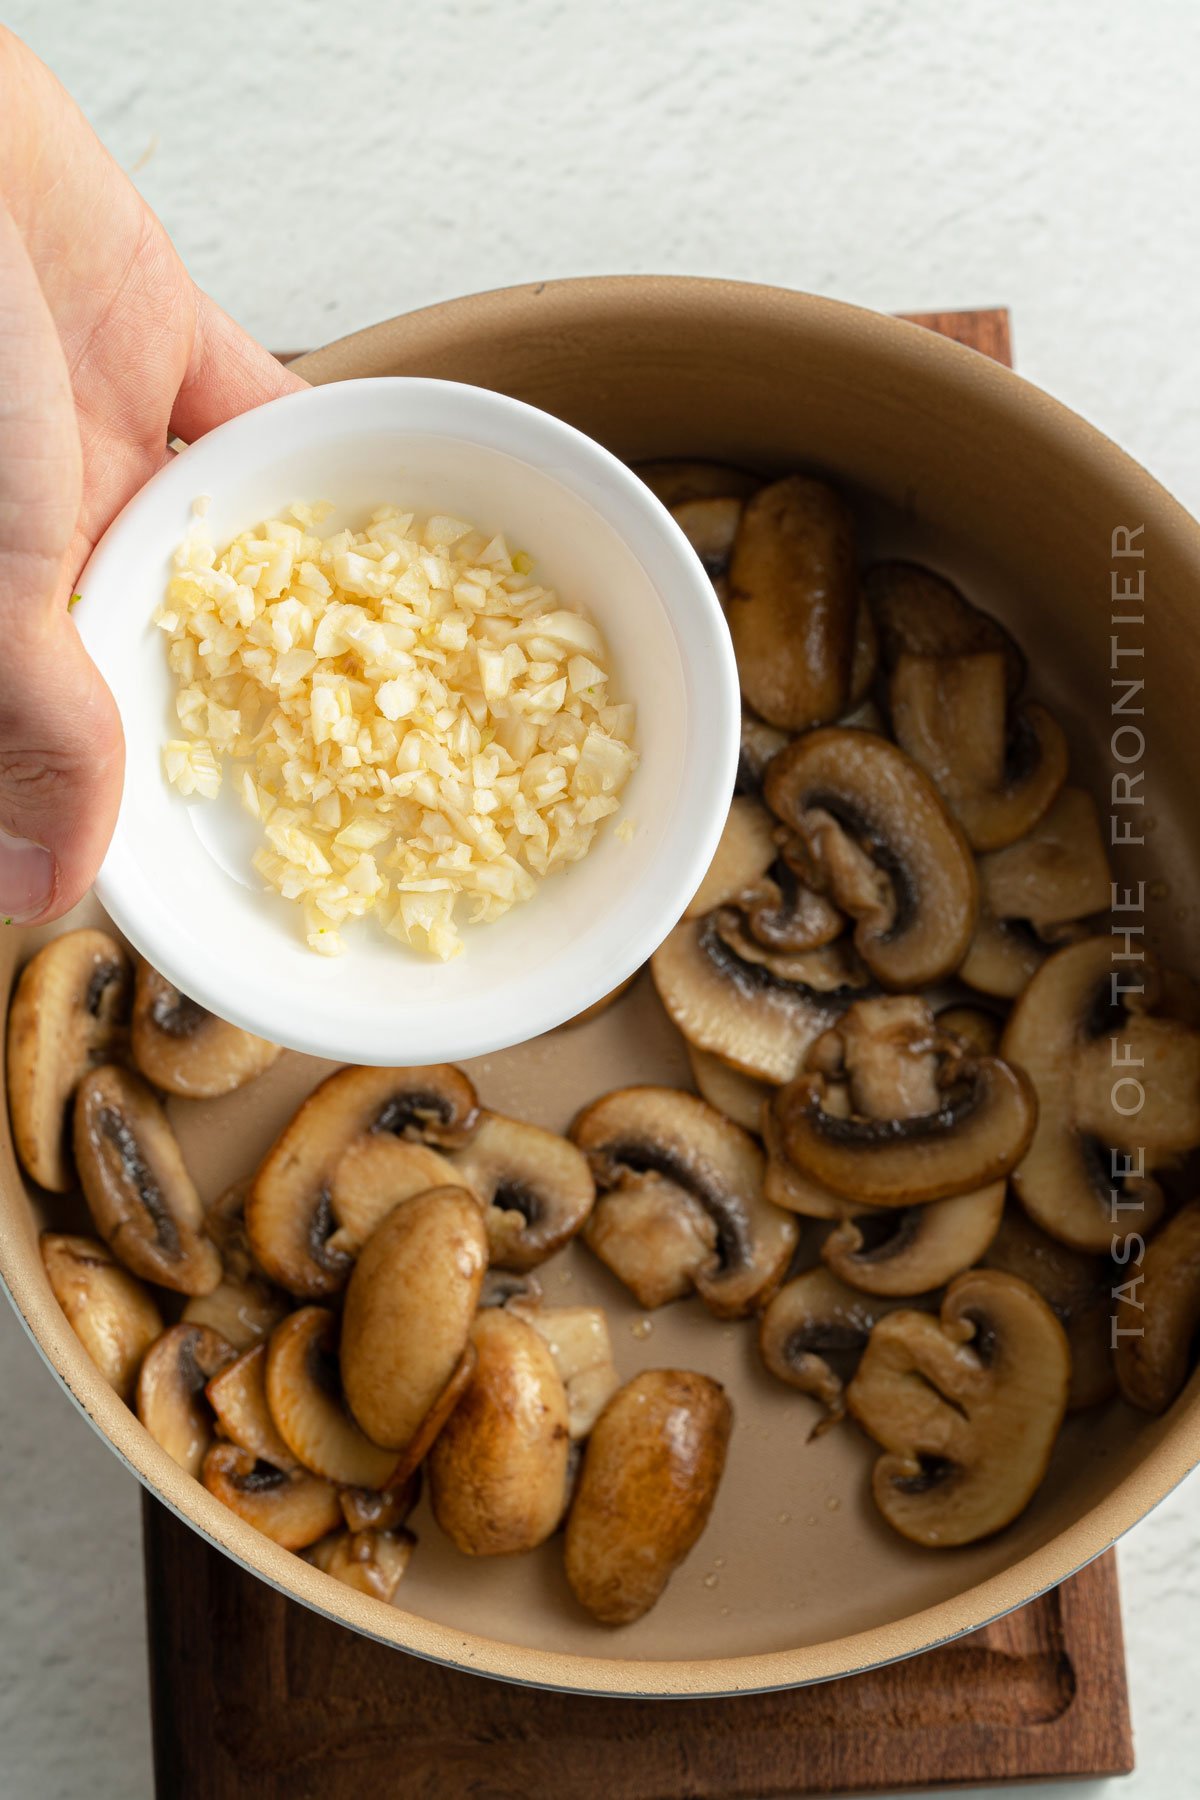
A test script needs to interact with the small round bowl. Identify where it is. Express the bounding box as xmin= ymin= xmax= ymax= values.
xmin=73 ymin=377 xmax=738 ymax=1065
